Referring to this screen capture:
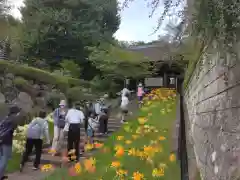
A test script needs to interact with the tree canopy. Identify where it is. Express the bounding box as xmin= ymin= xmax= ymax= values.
xmin=20 ymin=0 xmax=120 ymax=78
xmin=88 ymin=44 xmax=153 ymax=80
